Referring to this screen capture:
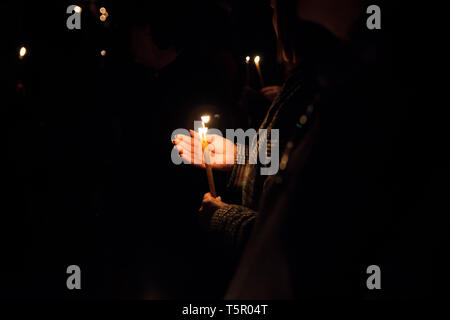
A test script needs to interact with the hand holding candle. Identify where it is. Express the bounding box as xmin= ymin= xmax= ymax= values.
xmin=174 ymin=130 xmax=236 ymax=171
